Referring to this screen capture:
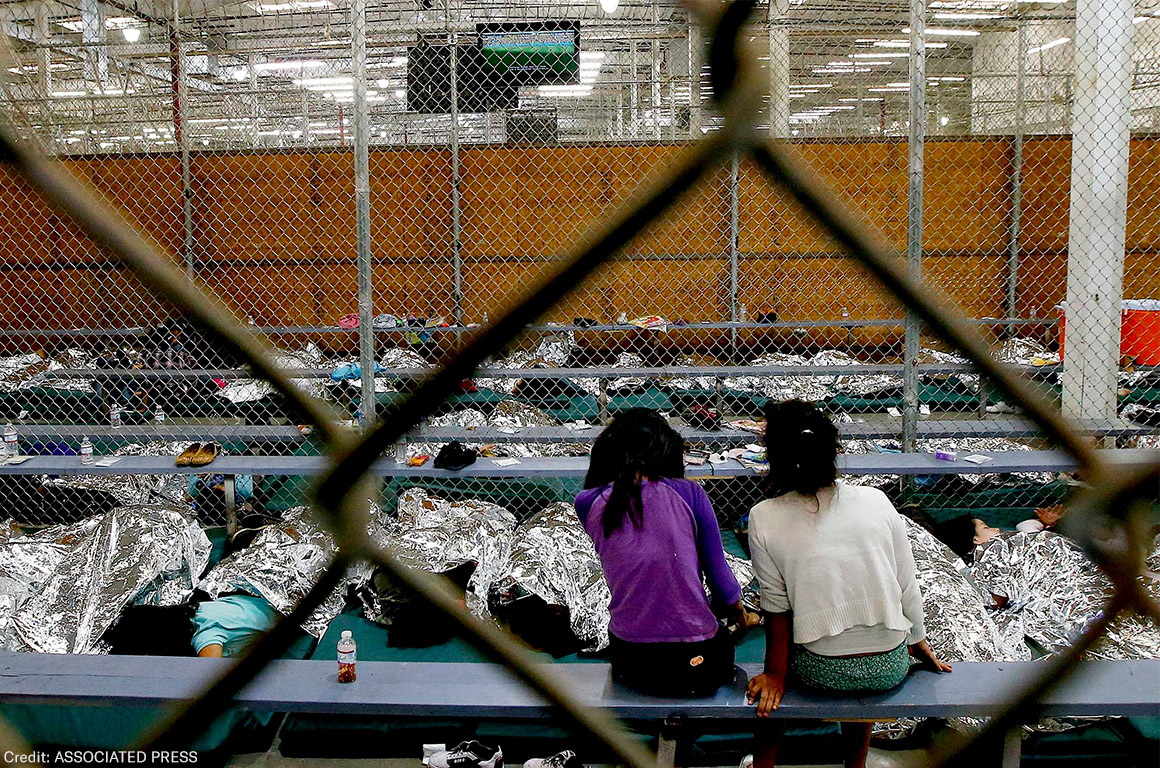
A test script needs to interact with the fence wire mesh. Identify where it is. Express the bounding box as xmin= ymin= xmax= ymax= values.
xmin=0 ymin=0 xmax=1157 ymax=763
